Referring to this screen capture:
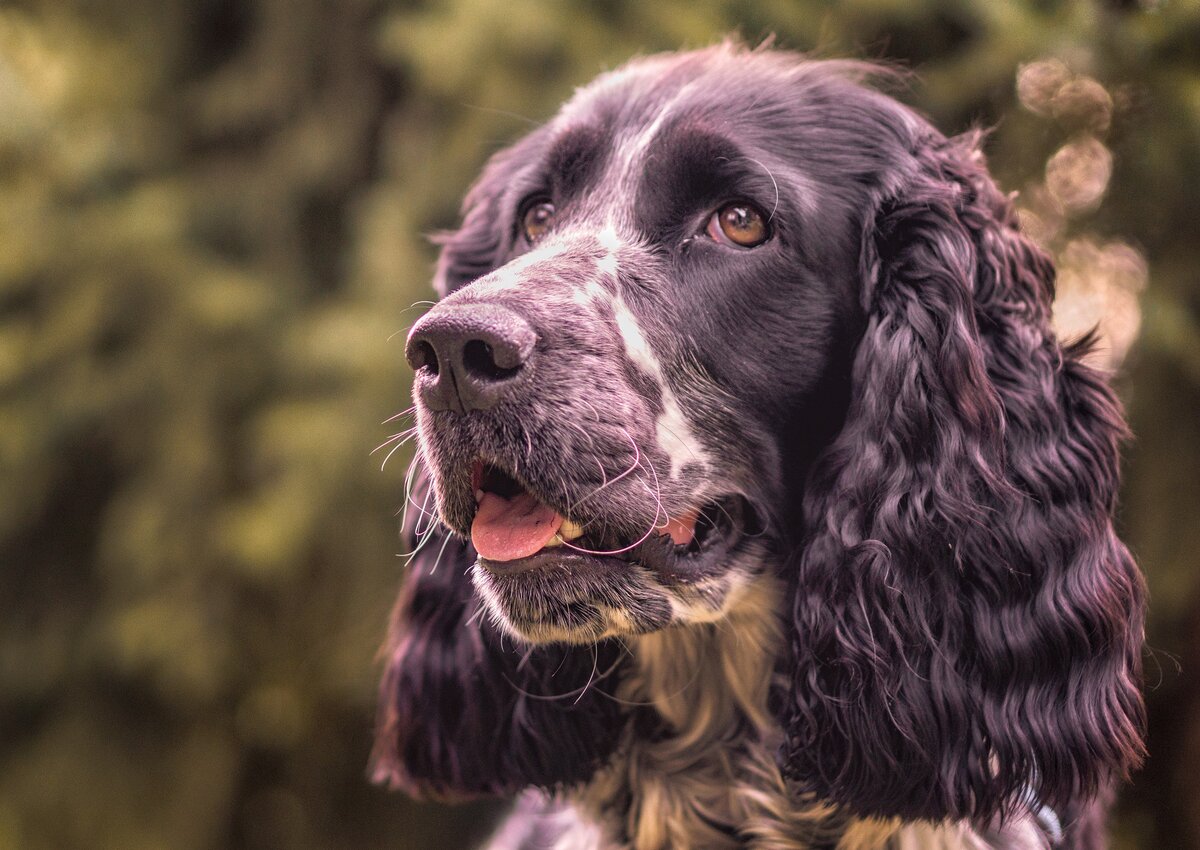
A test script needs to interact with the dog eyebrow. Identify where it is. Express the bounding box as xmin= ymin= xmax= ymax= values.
xmin=632 ymin=125 xmax=786 ymax=238
xmin=545 ymin=124 xmax=610 ymax=198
